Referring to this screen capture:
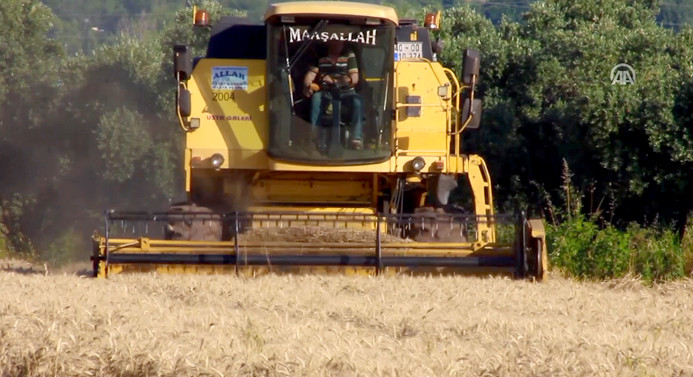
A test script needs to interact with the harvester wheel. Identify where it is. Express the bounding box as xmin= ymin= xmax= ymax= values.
xmin=535 ymin=238 xmax=544 ymax=281
xmin=528 ymin=238 xmax=544 ymax=281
